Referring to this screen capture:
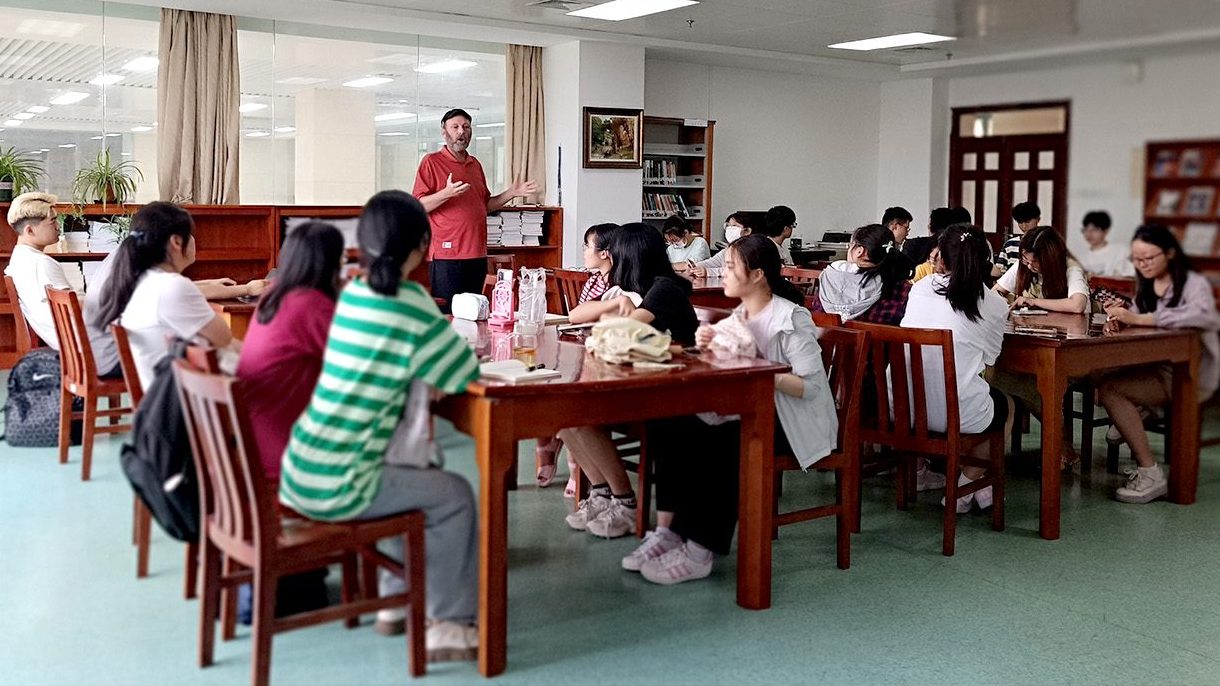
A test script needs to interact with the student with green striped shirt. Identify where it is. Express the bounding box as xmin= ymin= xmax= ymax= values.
xmin=279 ymin=190 xmax=481 ymax=663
